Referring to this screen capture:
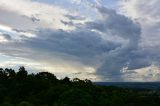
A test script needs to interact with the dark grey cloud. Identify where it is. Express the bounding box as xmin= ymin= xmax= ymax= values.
xmin=22 ymin=28 xmax=120 ymax=66
xmin=61 ymin=20 xmax=74 ymax=26
xmin=30 ymin=15 xmax=41 ymax=22
xmin=1 ymin=2 xmax=158 ymax=81
xmin=61 ymin=14 xmax=86 ymax=27
xmin=83 ymin=6 xmax=147 ymax=81
xmin=12 ymin=29 xmax=27 ymax=33
xmin=0 ymin=33 xmax=12 ymax=40
xmin=64 ymin=14 xmax=86 ymax=21
xmin=118 ymin=0 xmax=160 ymax=81
xmin=87 ymin=6 xmax=141 ymax=48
